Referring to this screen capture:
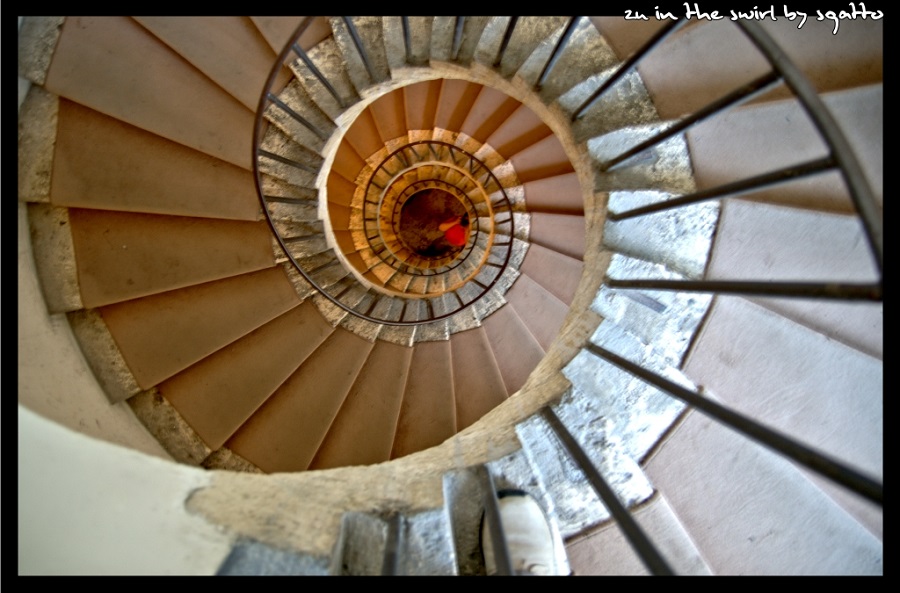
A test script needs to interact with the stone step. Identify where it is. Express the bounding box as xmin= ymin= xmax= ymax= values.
xmin=17 ymin=201 xmax=173 ymax=456
xmin=521 ymin=171 xmax=584 ymax=215
xmin=434 ymin=17 xmax=491 ymax=66
xmin=333 ymin=508 xmax=457 ymax=575
xmin=522 ymin=17 xmax=619 ymax=105
xmin=402 ymin=79 xmax=442 ymax=131
xmin=687 ymin=83 xmax=883 ymax=213
xmin=264 ymin=78 xmax=337 ymax=155
xmin=518 ymin=242 xmax=584 ymax=306
xmin=528 ymin=211 xmax=586 ymax=261
xmin=645 ymin=401 xmax=882 ymax=574
xmin=563 ymin=319 xmax=698 ymax=465
xmin=30 ymin=207 xmax=275 ymax=311
xmin=391 ymin=339 xmax=456 ymax=459
xmin=504 ymin=272 xmax=570 ymax=352
xmin=507 ymin=132 xmax=575 ymax=184
xmin=495 ymin=17 xmax=571 ymax=80
xmin=566 ymin=492 xmax=712 ymax=575
xmin=450 ymin=326 xmax=509 ymax=430
xmin=43 ymin=17 xmax=253 ymax=169
xmin=309 ymin=339 xmax=413 ymax=470
xmin=442 ymin=457 xmax=571 ymax=576
xmin=287 ymin=34 xmax=360 ymax=121
xmin=458 ymin=85 xmax=523 ymax=145
xmin=328 ymin=17 xmax=391 ymax=96
xmin=368 ymin=90 xmax=410 ymax=145
xmin=586 ymin=121 xmax=695 ymax=195
xmin=482 ymin=302 xmax=545 ymax=395
xmin=134 ymin=17 xmax=292 ymax=112
xmin=601 ymin=18 xmax=882 ymax=121
xmin=605 ymin=190 xmax=717 ymax=279
xmin=707 ymin=199 xmax=882 ymax=359
xmin=226 ymin=326 xmax=375 ymax=472
xmin=514 ymin=388 xmax=655 ymax=539
xmin=252 ymin=17 xmax=332 ymax=62
xmin=155 ymin=300 xmax=333 ymax=451
xmin=92 ymin=266 xmax=303 ymax=392
xmin=258 ymin=124 xmax=322 ymax=189
xmin=19 ymin=94 xmax=262 ymax=221
xmin=588 ymin=252 xmax=713 ymax=368
xmin=681 ymin=295 xmax=883 ymax=540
